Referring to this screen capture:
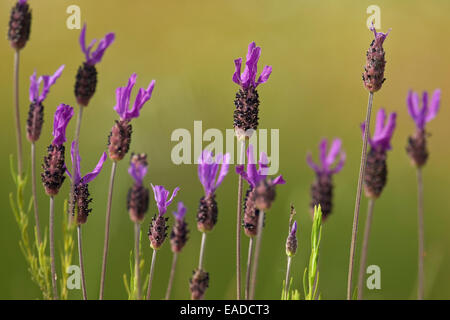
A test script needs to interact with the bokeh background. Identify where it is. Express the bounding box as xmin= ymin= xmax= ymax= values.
xmin=0 ymin=0 xmax=449 ymax=300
